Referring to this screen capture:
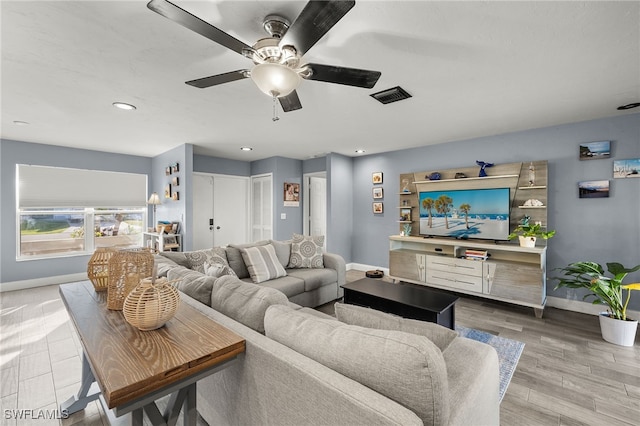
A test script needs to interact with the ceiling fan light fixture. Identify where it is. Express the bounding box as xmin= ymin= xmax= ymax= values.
xmin=250 ymin=63 xmax=301 ymax=97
